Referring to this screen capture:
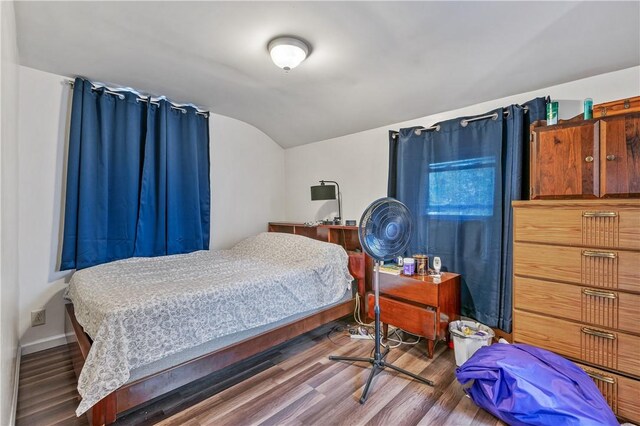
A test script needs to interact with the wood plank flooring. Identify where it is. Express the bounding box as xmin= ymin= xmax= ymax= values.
xmin=17 ymin=319 xmax=502 ymax=426
xmin=16 ymin=344 xmax=88 ymax=425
